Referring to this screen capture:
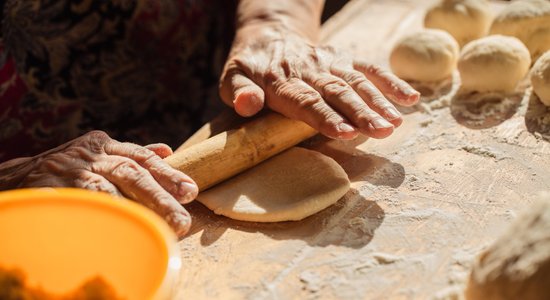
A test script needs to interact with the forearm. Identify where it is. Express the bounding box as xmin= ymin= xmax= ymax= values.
xmin=236 ymin=0 xmax=325 ymax=43
xmin=0 ymin=157 xmax=33 ymax=190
